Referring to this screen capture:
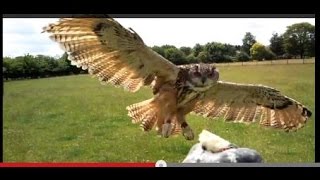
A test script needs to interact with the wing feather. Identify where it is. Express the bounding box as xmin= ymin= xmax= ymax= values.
xmin=192 ymin=81 xmax=312 ymax=131
xmin=43 ymin=18 xmax=179 ymax=92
